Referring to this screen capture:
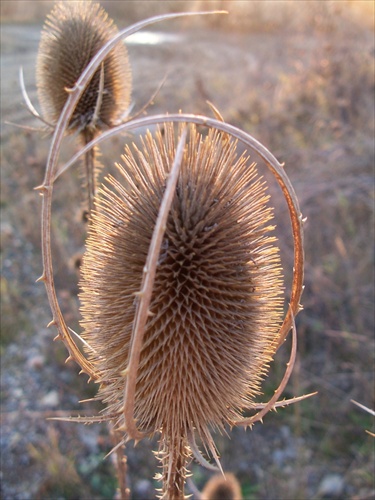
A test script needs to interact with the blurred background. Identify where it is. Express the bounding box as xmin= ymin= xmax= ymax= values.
xmin=1 ymin=1 xmax=374 ymax=499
